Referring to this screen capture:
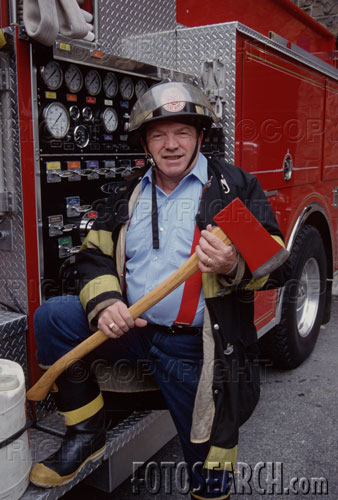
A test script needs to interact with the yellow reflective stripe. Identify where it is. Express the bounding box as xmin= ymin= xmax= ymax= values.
xmin=81 ymin=229 xmax=114 ymax=257
xmin=202 ymin=273 xmax=223 ymax=299
xmin=190 ymin=489 xmax=231 ymax=500
xmin=203 ymin=445 xmax=238 ymax=471
xmin=245 ymin=273 xmax=269 ymax=290
xmin=79 ymin=274 xmax=121 ymax=308
xmin=0 ymin=31 xmax=6 ymax=49
xmin=60 ymin=393 xmax=104 ymax=426
xmin=272 ymin=234 xmax=285 ymax=248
